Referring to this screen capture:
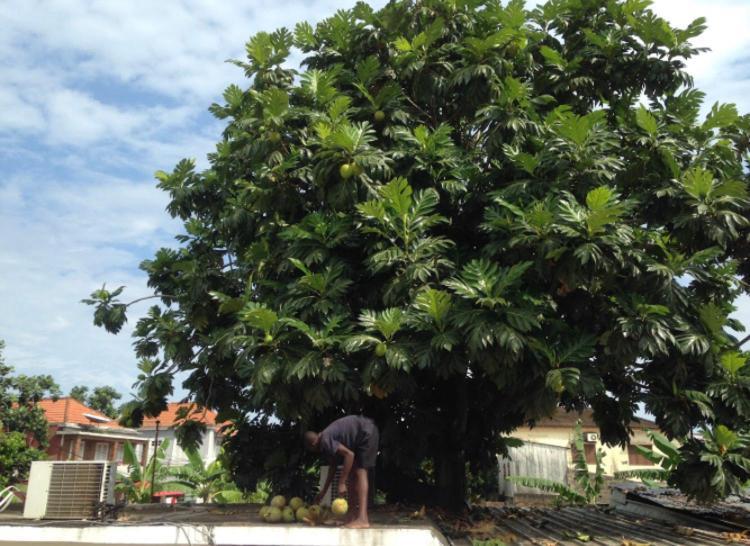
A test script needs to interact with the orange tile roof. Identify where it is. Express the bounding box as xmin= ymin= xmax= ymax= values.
xmin=140 ymin=402 xmax=220 ymax=429
xmin=37 ymin=397 xmax=121 ymax=428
